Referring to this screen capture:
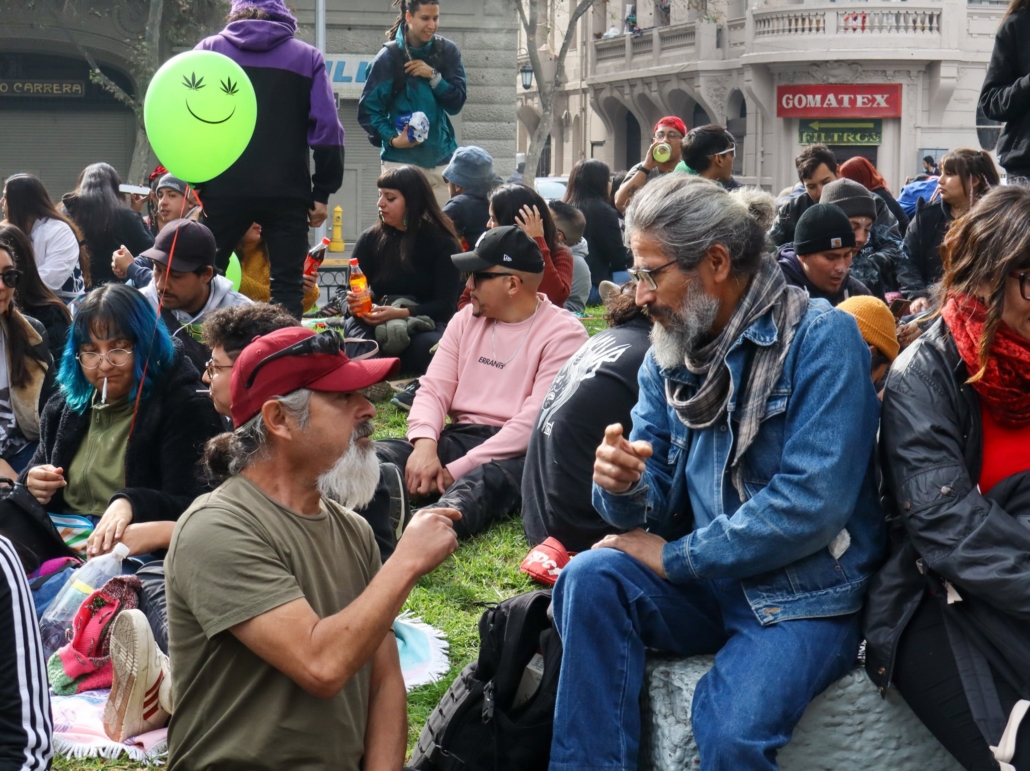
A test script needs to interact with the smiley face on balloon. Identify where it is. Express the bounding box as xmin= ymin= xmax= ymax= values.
xmin=144 ymin=51 xmax=258 ymax=183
